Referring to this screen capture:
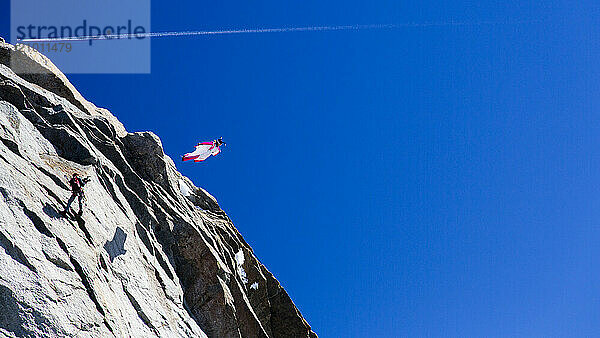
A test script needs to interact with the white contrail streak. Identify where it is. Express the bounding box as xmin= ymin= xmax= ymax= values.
xmin=18 ymin=21 xmax=529 ymax=42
